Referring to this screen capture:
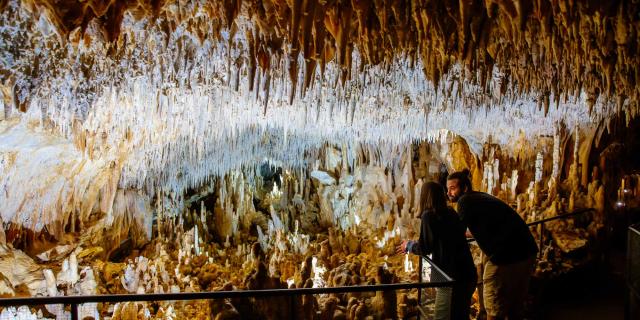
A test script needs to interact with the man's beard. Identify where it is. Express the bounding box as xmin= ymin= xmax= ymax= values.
xmin=448 ymin=194 xmax=460 ymax=203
